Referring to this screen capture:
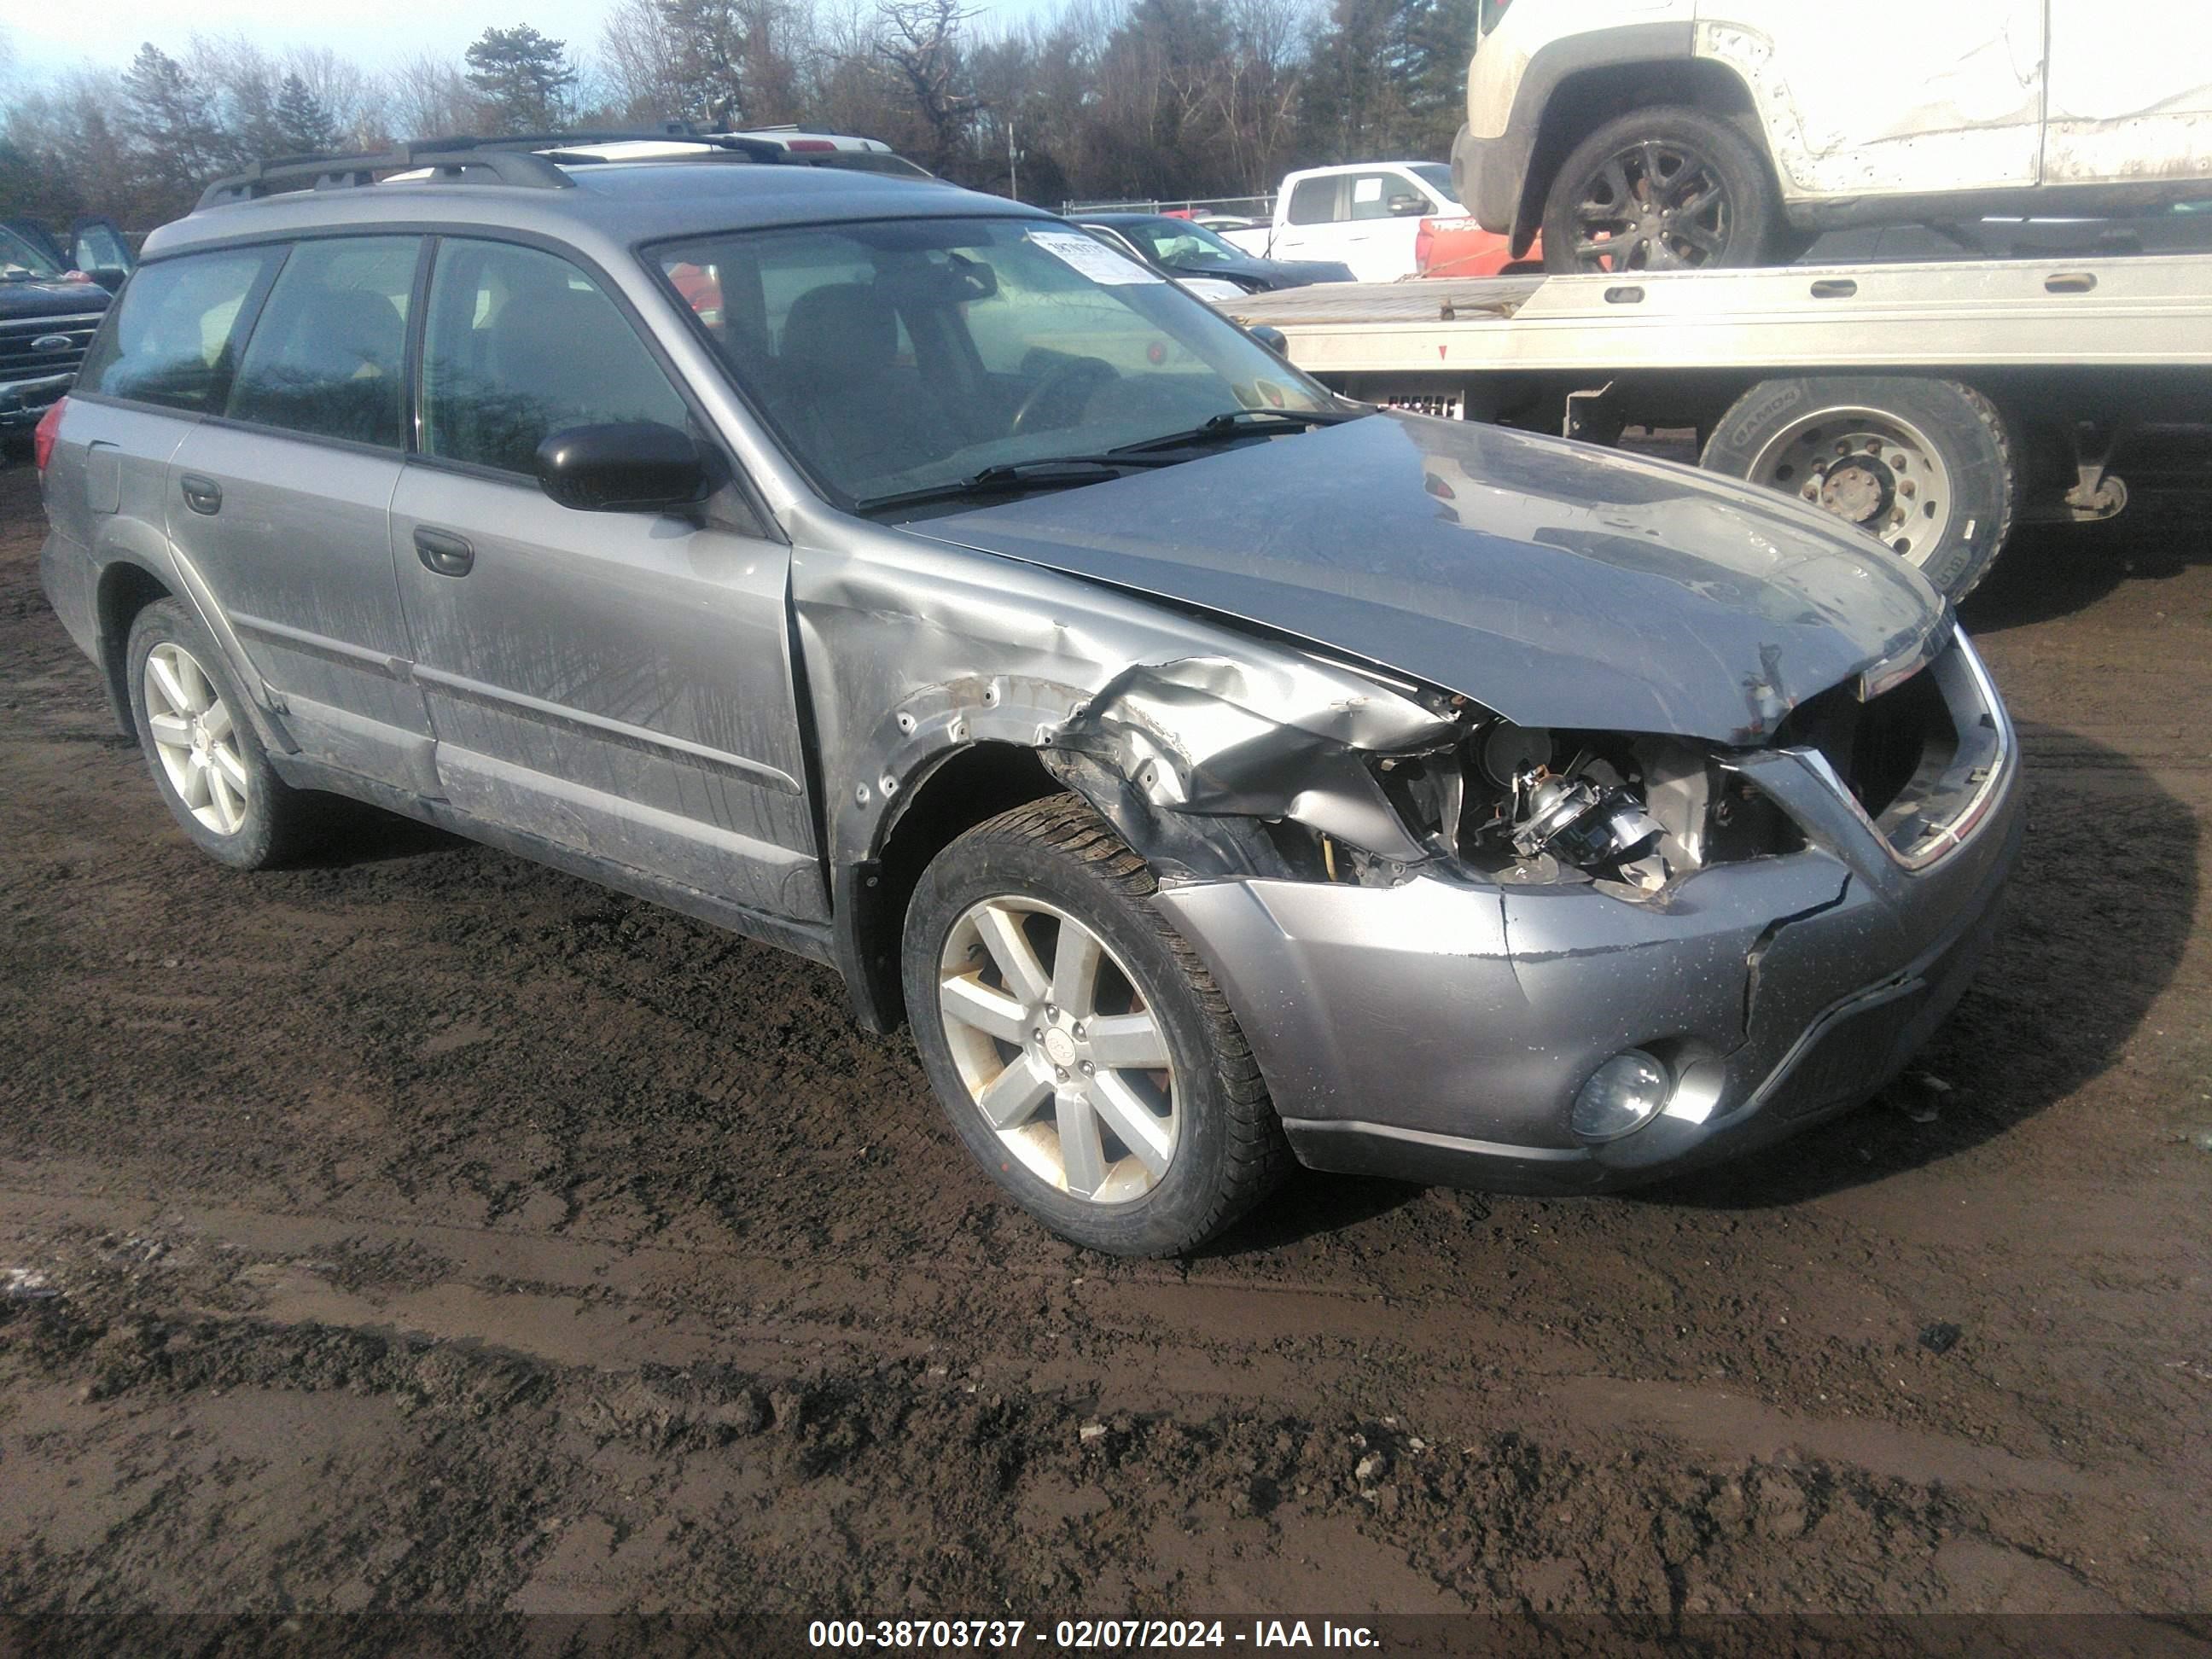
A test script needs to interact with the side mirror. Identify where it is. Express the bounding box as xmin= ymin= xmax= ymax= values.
xmin=87 ymin=267 xmax=129 ymax=294
xmin=1388 ymin=195 xmax=1427 ymax=218
xmin=1248 ymin=324 xmax=1289 ymax=358
xmin=534 ymin=422 xmax=709 ymax=514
